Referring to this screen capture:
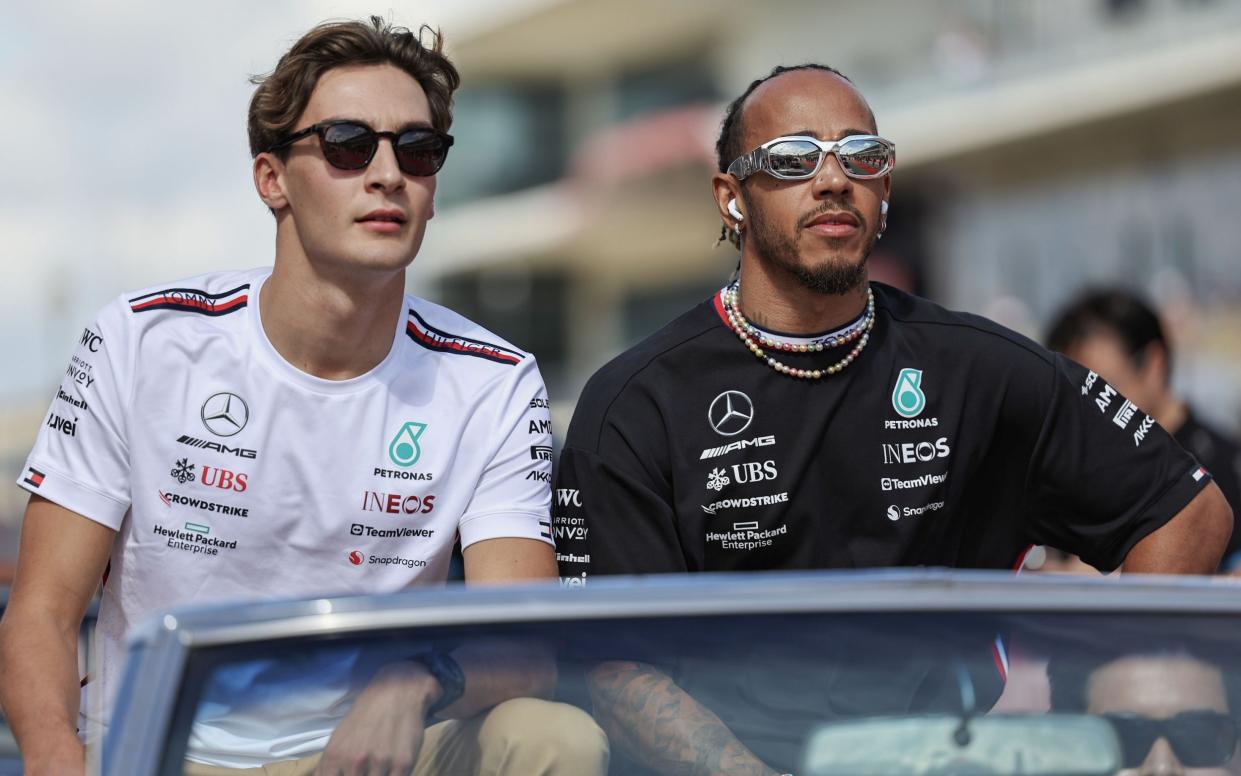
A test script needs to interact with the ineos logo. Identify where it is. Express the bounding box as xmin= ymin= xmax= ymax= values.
xmin=708 ymin=391 xmax=754 ymax=437
xmin=201 ymin=392 xmax=249 ymax=437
